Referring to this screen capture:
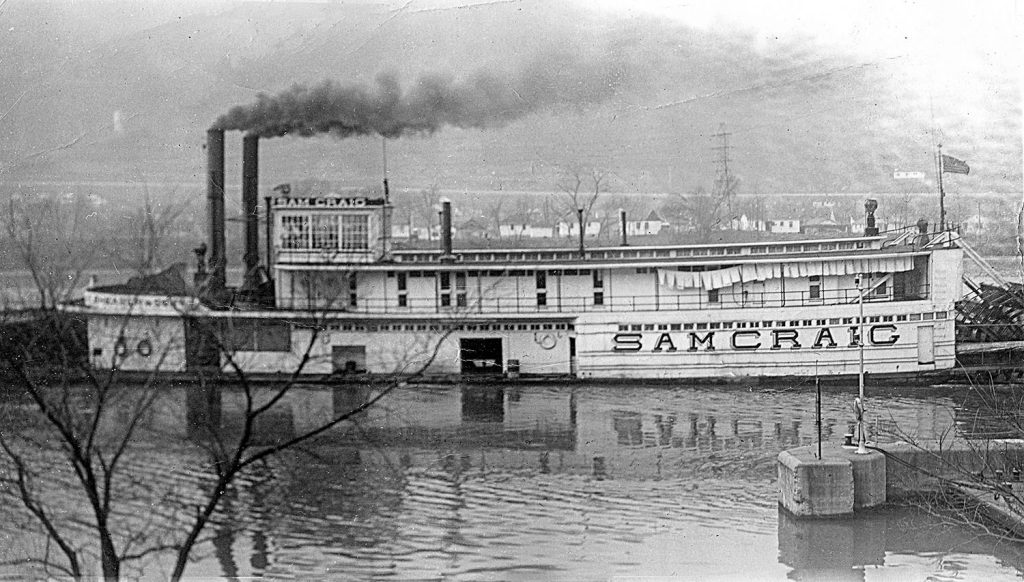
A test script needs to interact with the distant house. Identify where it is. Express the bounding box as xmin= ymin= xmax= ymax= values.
xmin=456 ymin=217 xmax=492 ymax=240
xmin=626 ymin=211 xmax=665 ymax=236
xmin=392 ymin=222 xmax=439 ymax=241
xmin=556 ymin=220 xmax=602 ymax=238
xmin=801 ymin=209 xmax=847 ymax=236
xmin=499 ymin=214 xmax=553 ymax=239
xmin=731 ymin=214 xmax=768 ymax=232
xmin=391 ymin=224 xmax=412 ymax=240
xmin=848 ymin=216 xmax=887 ymax=235
xmin=769 ymin=219 xmax=801 ymax=233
